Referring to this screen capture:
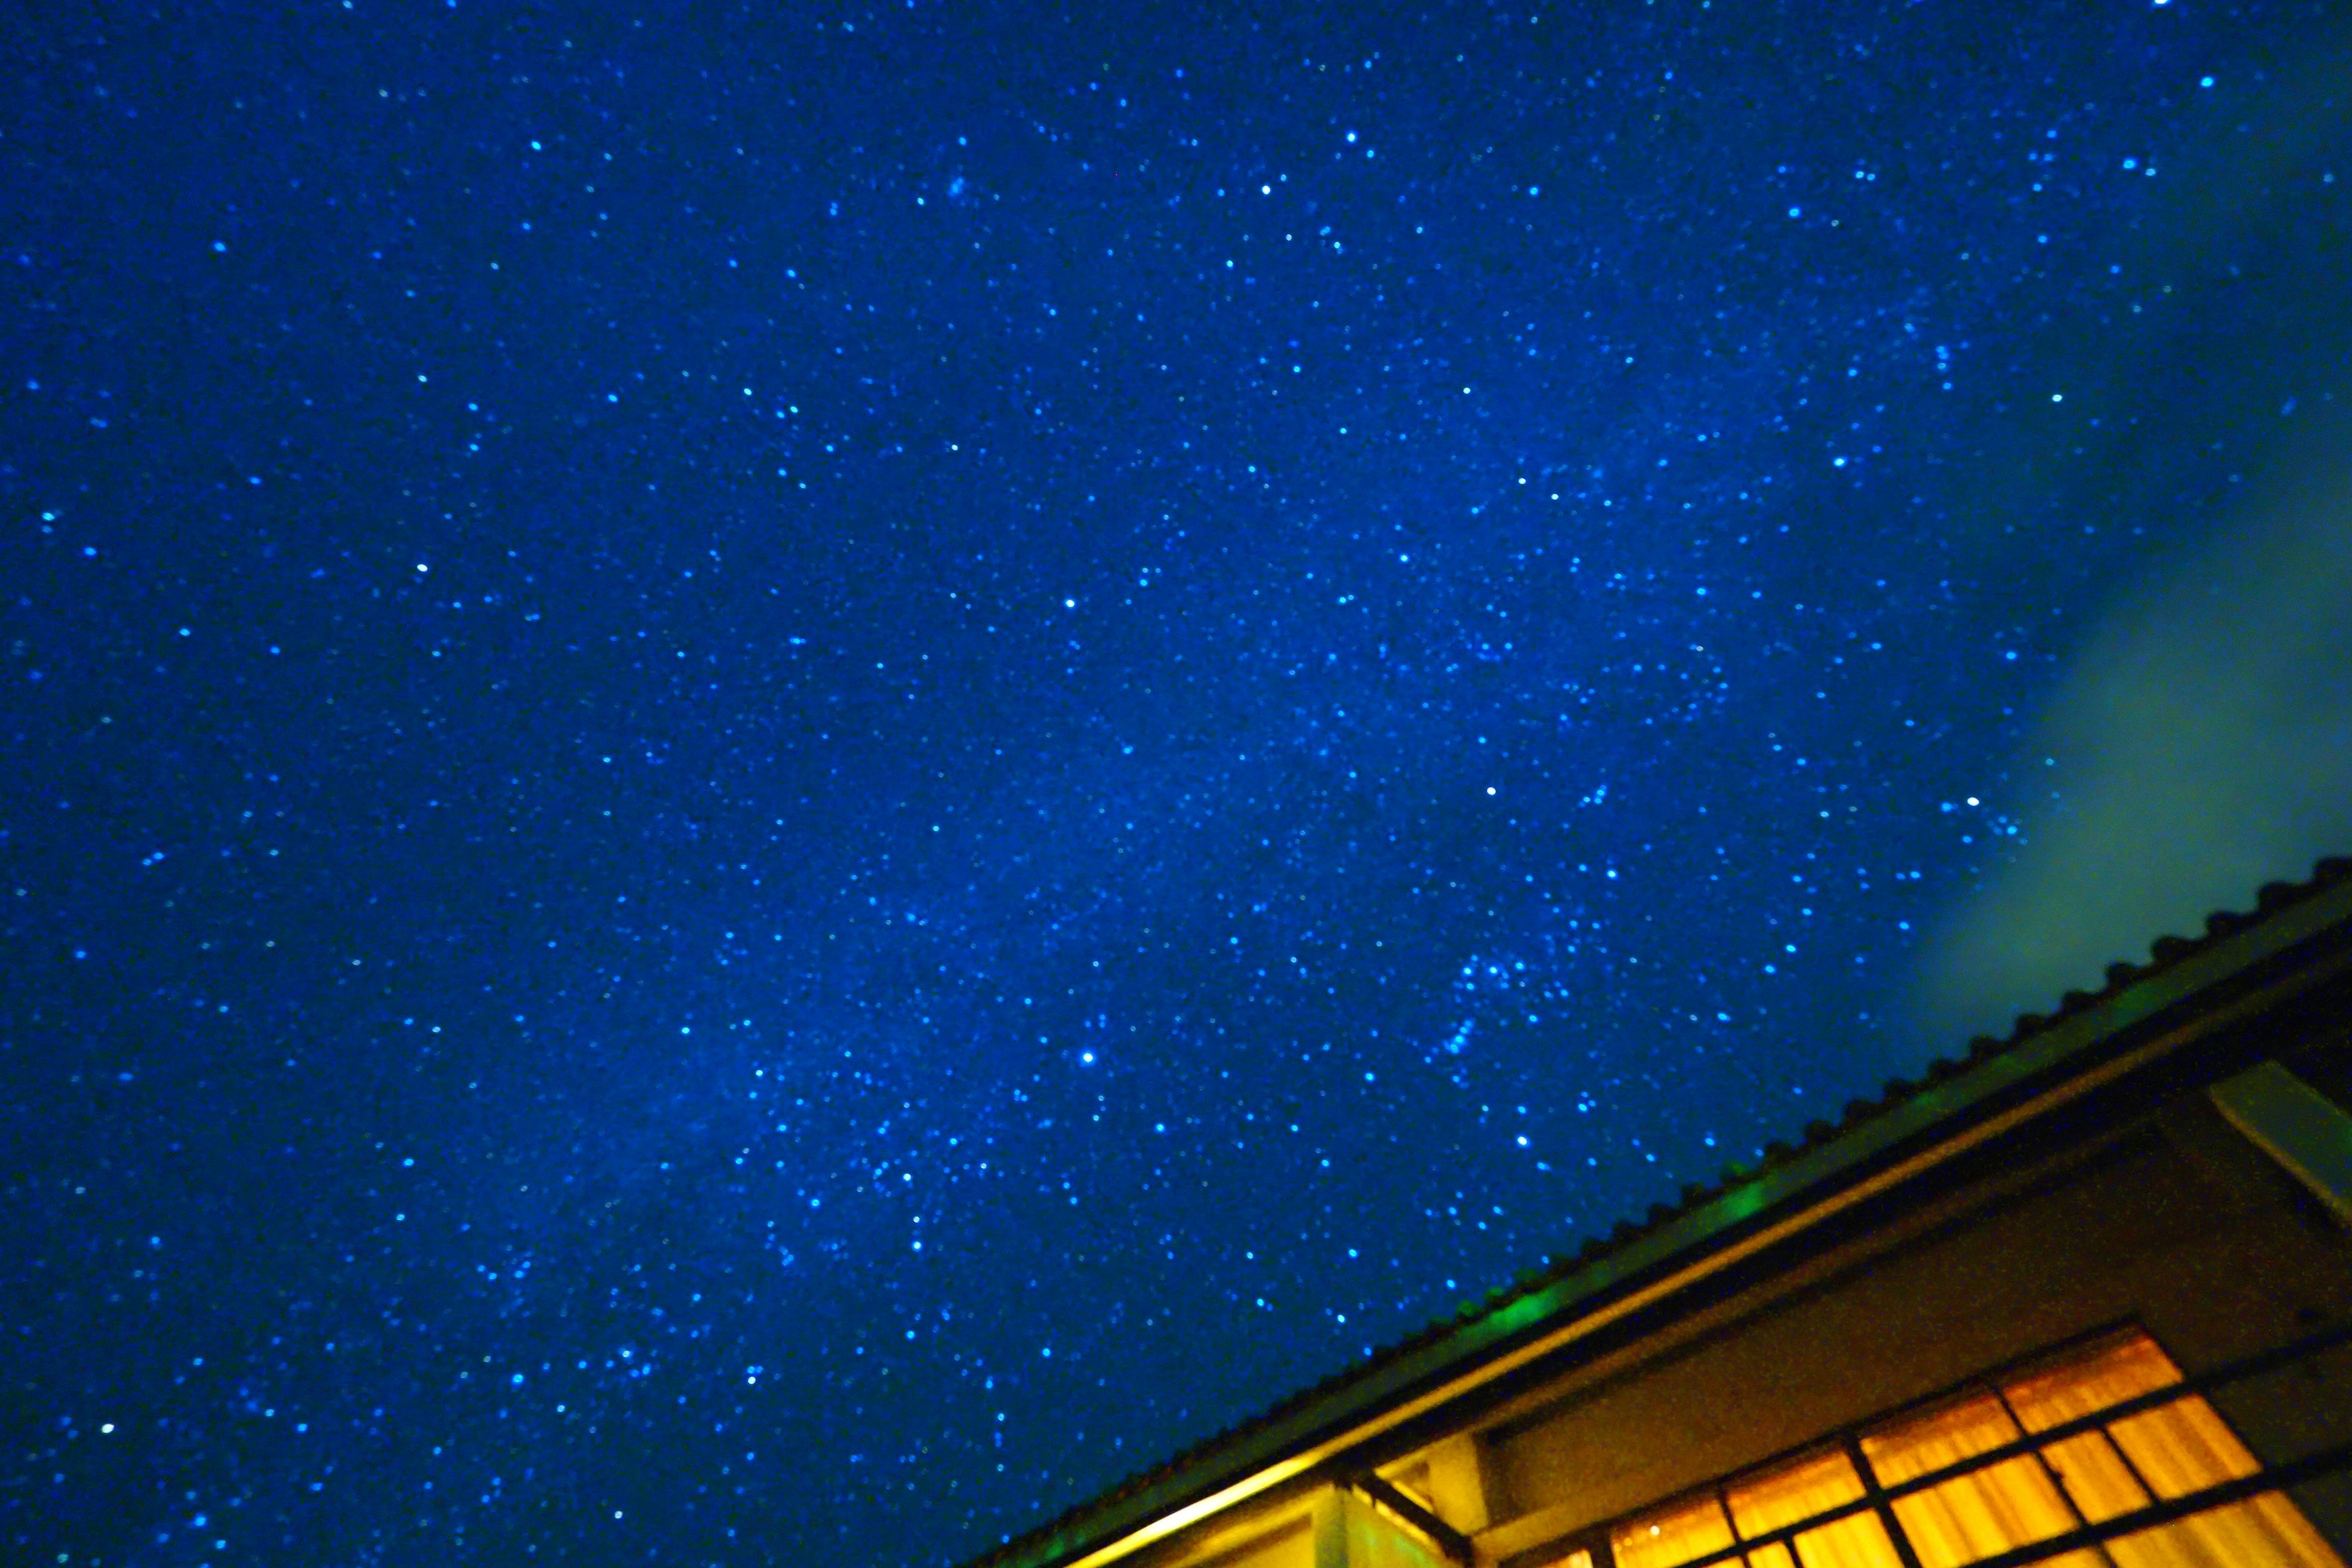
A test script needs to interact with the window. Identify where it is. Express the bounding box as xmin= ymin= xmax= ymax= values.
xmin=1725 ymin=1447 xmax=1899 ymax=1568
xmin=1599 ymin=1329 xmax=2342 ymax=1568
xmin=1608 ymin=1449 xmax=1900 ymax=1568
